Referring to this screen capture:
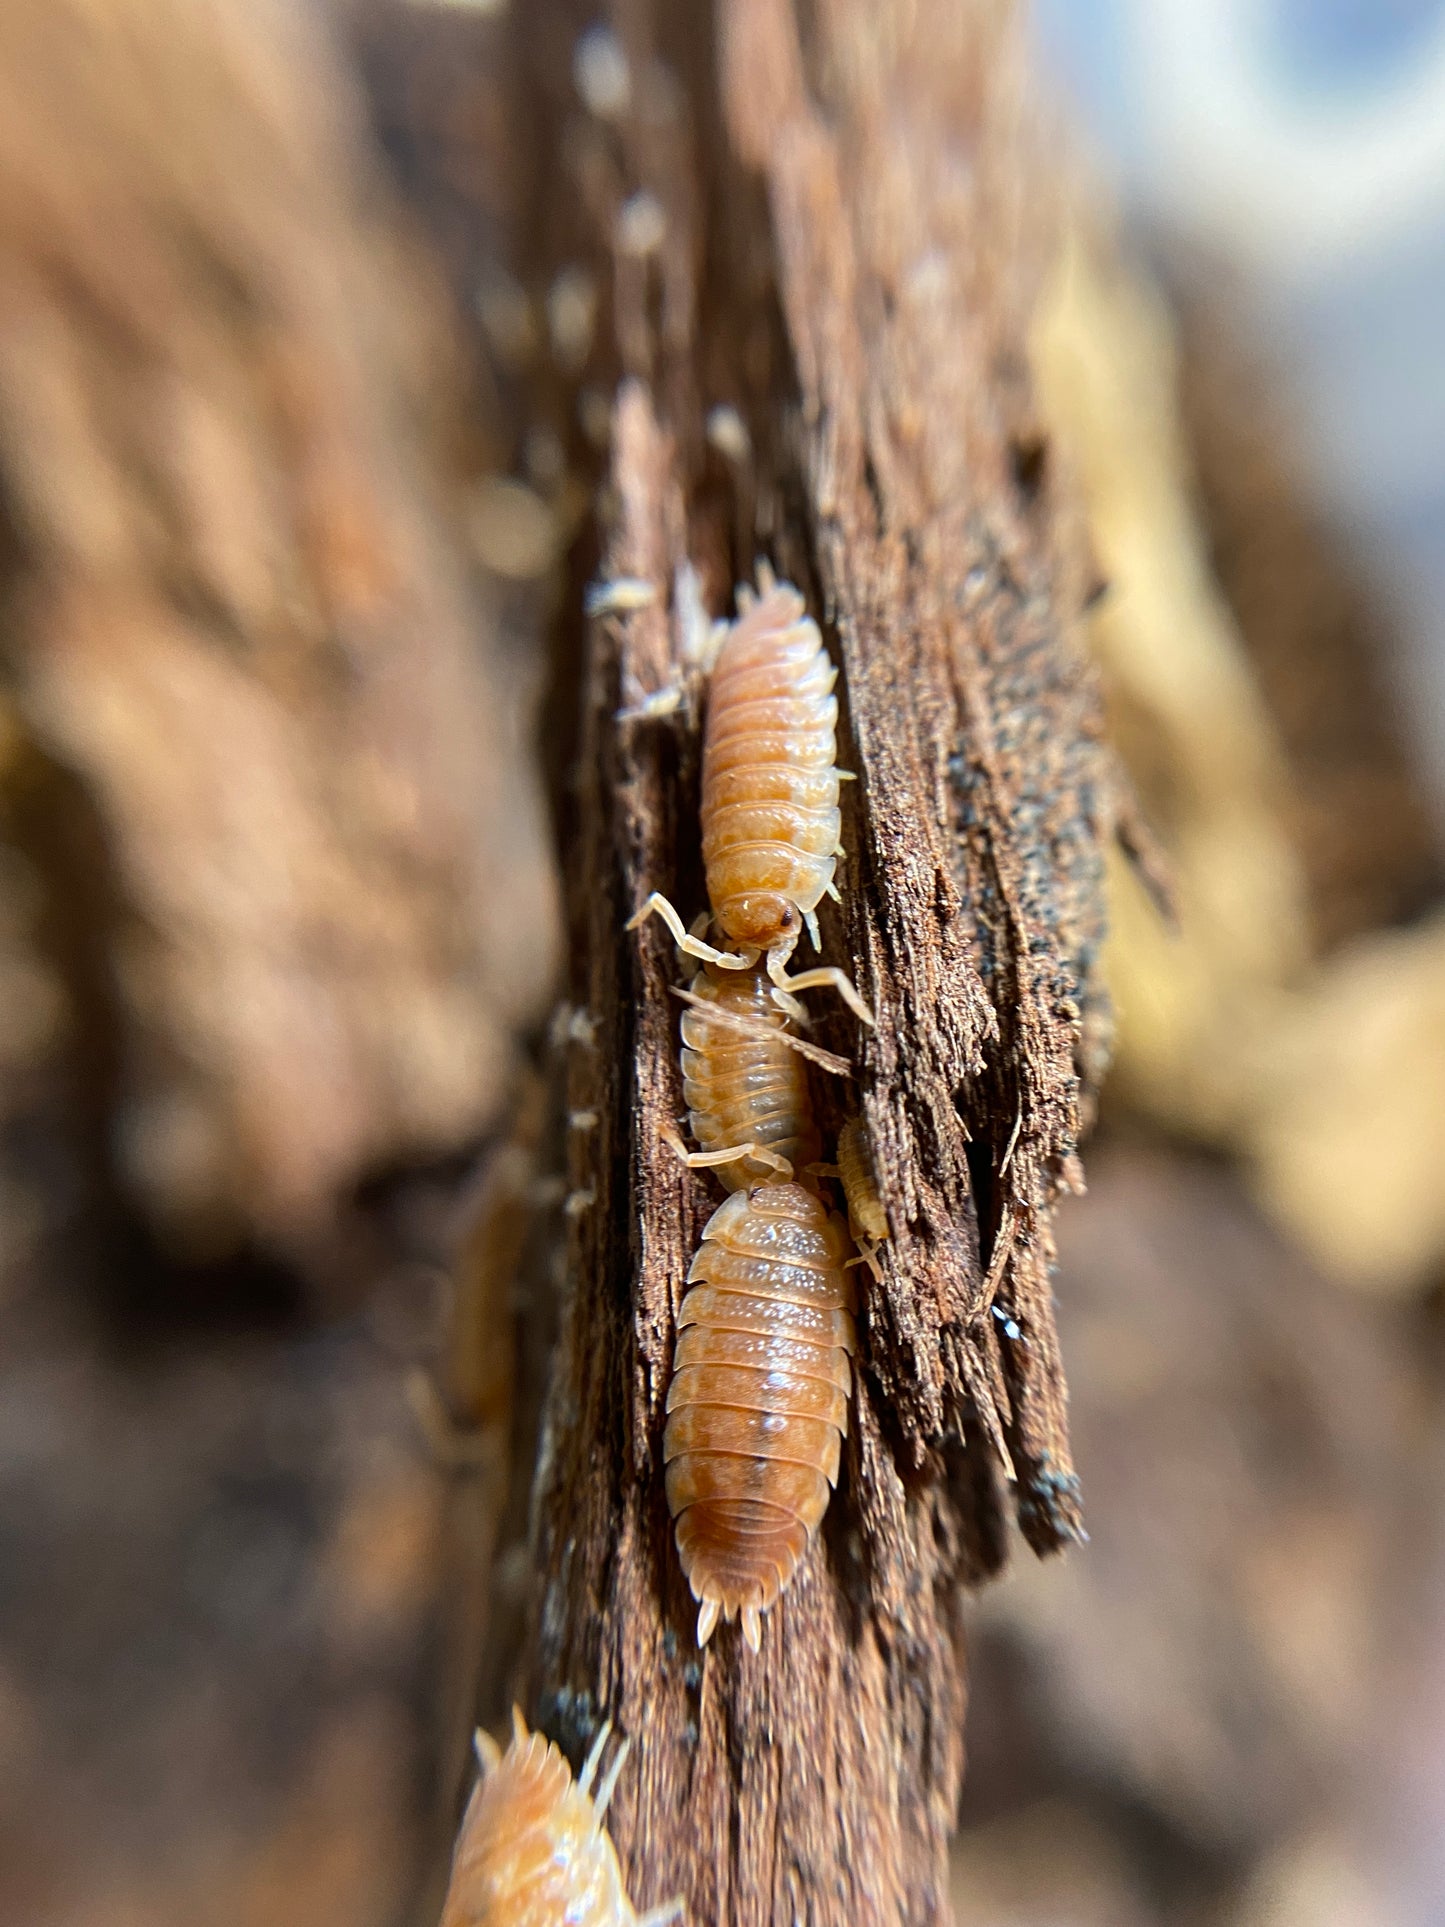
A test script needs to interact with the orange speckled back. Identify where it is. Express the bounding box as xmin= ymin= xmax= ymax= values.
xmin=701 ymin=584 xmax=843 ymax=953
xmin=680 ymin=961 xmax=821 ymax=1188
xmin=440 ymin=1714 xmax=643 ymax=1927
xmin=664 ymin=1183 xmax=855 ymax=1648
